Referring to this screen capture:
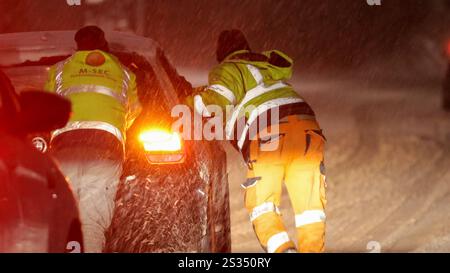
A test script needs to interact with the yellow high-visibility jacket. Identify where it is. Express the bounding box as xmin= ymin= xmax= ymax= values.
xmin=190 ymin=50 xmax=316 ymax=151
xmin=45 ymin=50 xmax=141 ymax=143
